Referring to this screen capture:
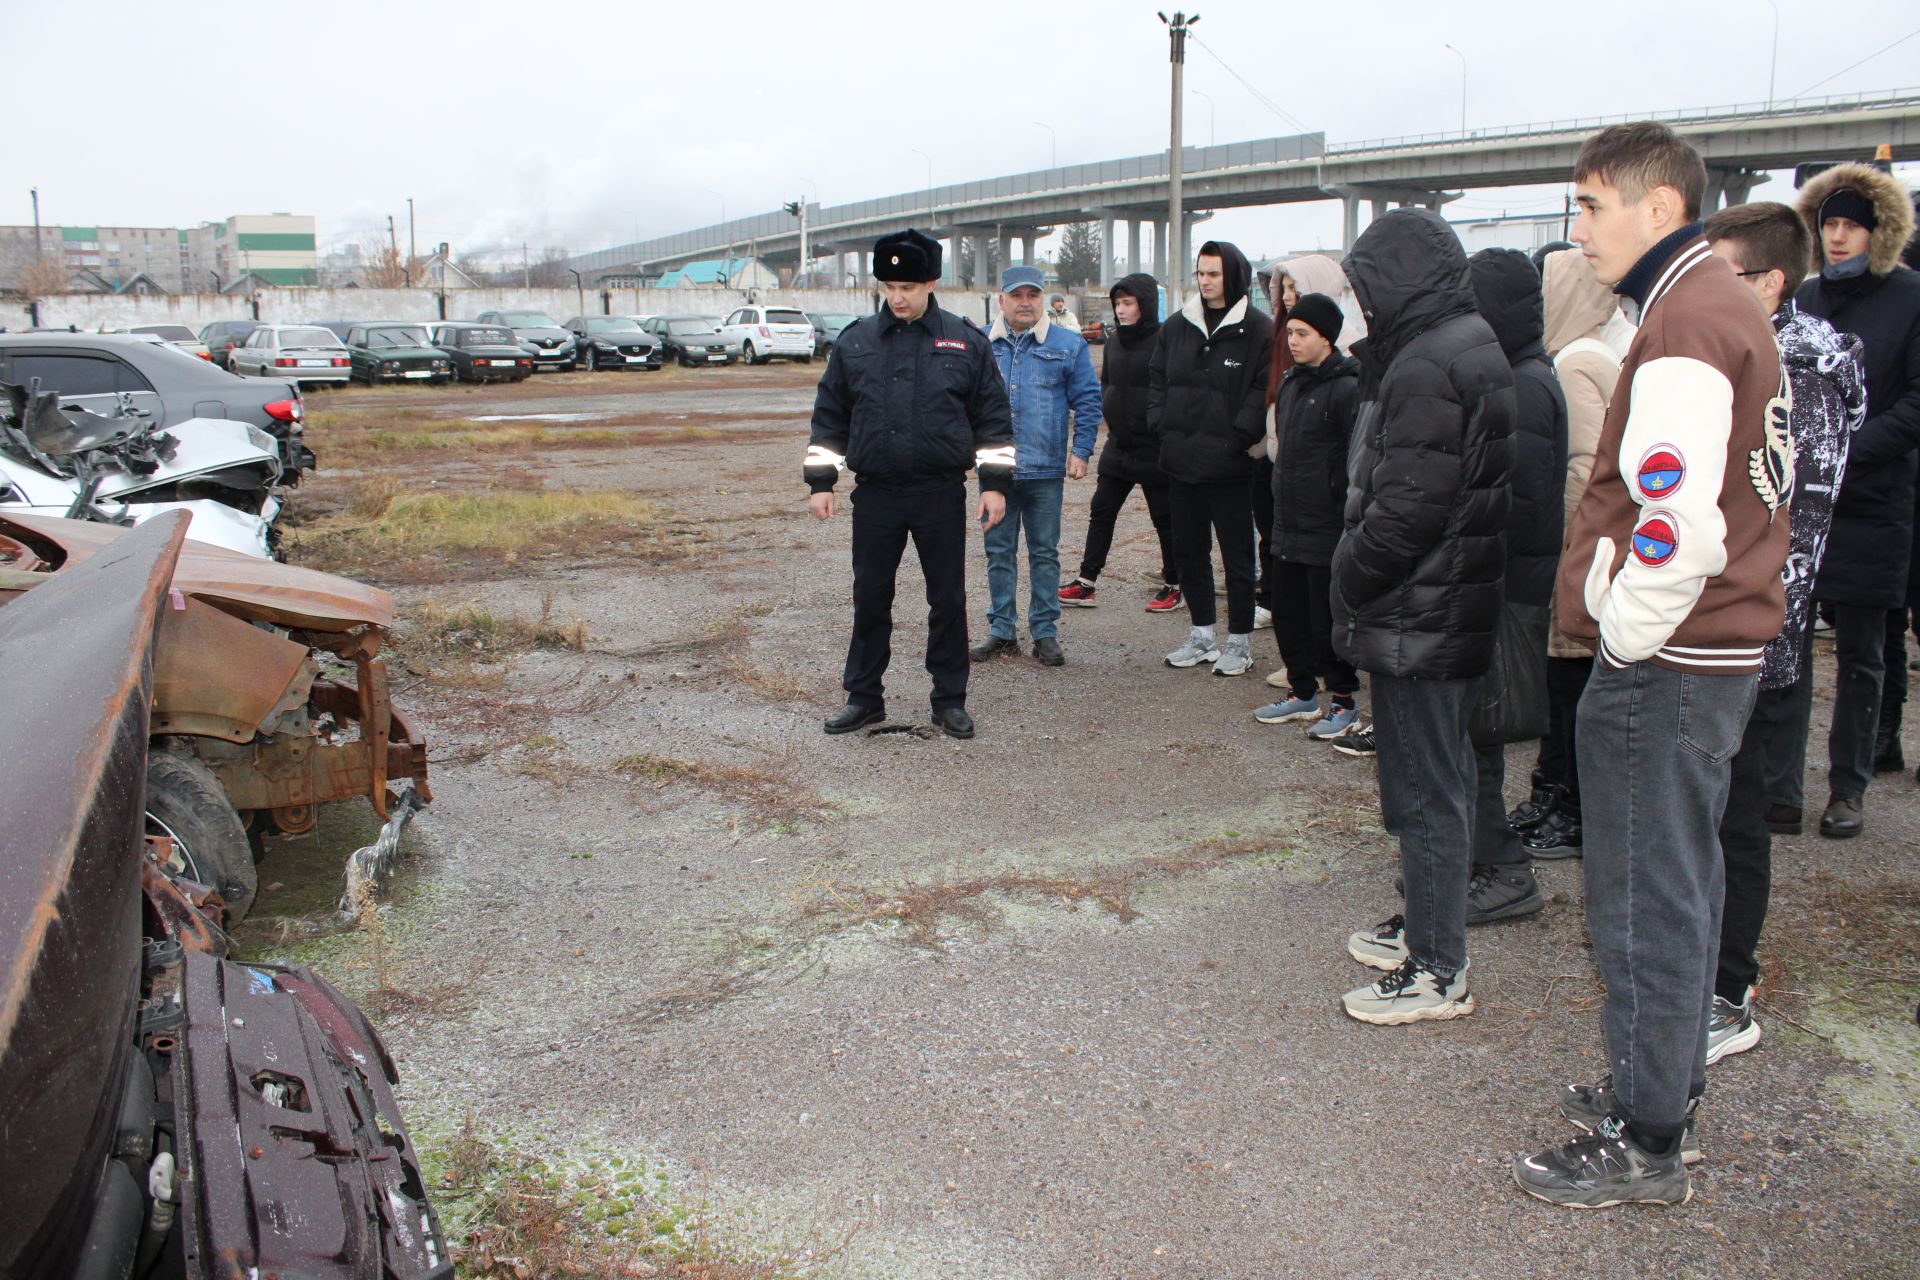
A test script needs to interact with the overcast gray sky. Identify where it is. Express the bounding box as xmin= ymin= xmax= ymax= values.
xmin=8 ymin=0 xmax=1918 ymax=266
